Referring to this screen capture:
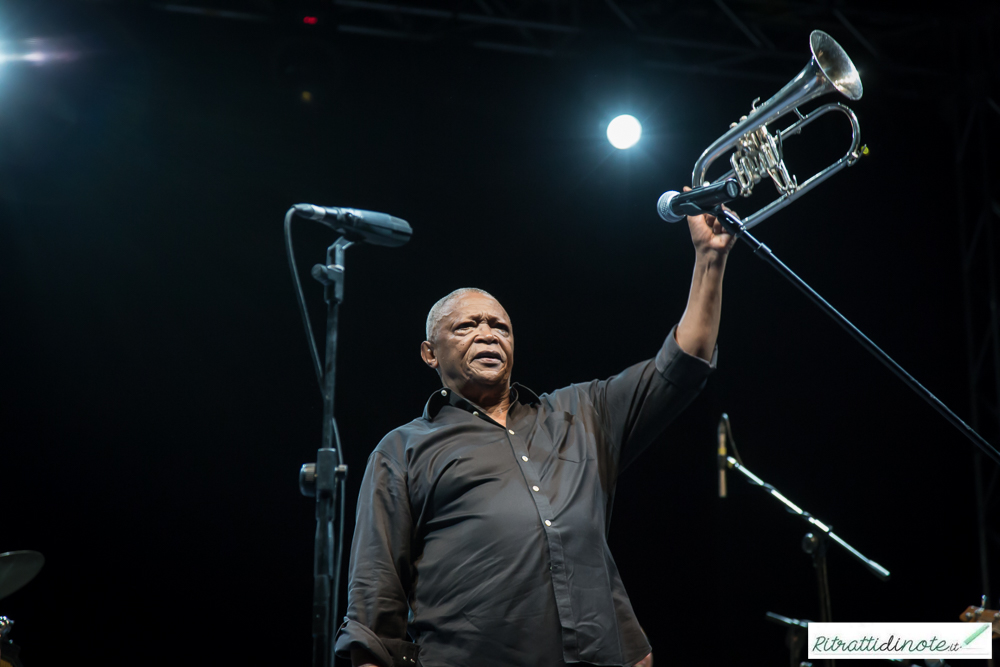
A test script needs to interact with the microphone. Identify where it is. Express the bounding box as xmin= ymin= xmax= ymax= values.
xmin=294 ymin=204 xmax=412 ymax=247
xmin=657 ymin=178 xmax=740 ymax=223
xmin=718 ymin=413 xmax=729 ymax=499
